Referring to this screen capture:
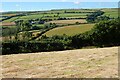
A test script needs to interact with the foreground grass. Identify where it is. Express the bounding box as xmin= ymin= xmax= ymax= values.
xmin=1 ymin=47 xmax=118 ymax=78
xmin=44 ymin=24 xmax=94 ymax=36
